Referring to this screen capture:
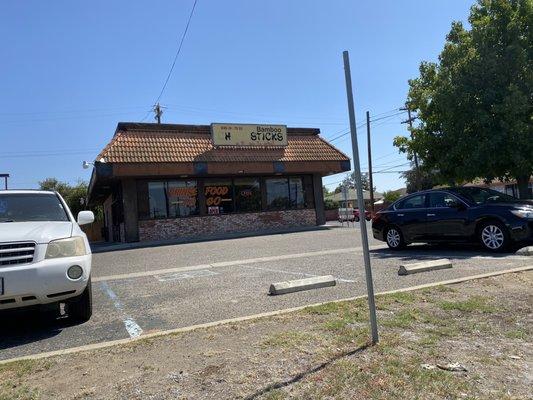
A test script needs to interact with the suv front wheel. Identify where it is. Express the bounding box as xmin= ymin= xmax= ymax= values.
xmin=67 ymin=277 xmax=93 ymax=323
